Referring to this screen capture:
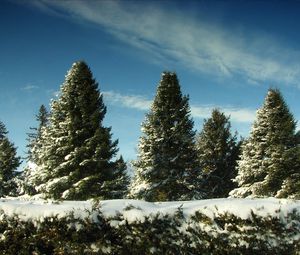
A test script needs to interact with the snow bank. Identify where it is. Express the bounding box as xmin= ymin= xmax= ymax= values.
xmin=1 ymin=198 xmax=299 ymax=254
xmin=0 ymin=197 xmax=299 ymax=223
